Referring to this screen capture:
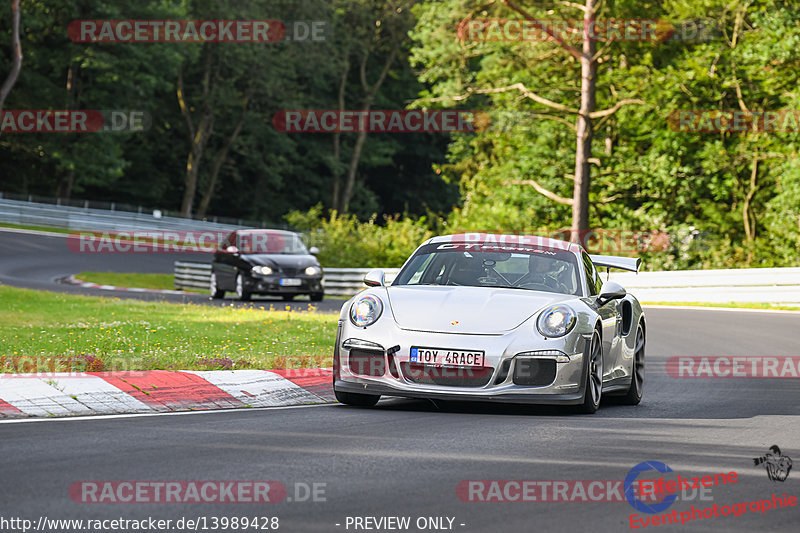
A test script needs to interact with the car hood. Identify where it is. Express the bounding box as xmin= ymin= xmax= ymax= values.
xmin=241 ymin=254 xmax=318 ymax=269
xmin=385 ymin=285 xmax=571 ymax=334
